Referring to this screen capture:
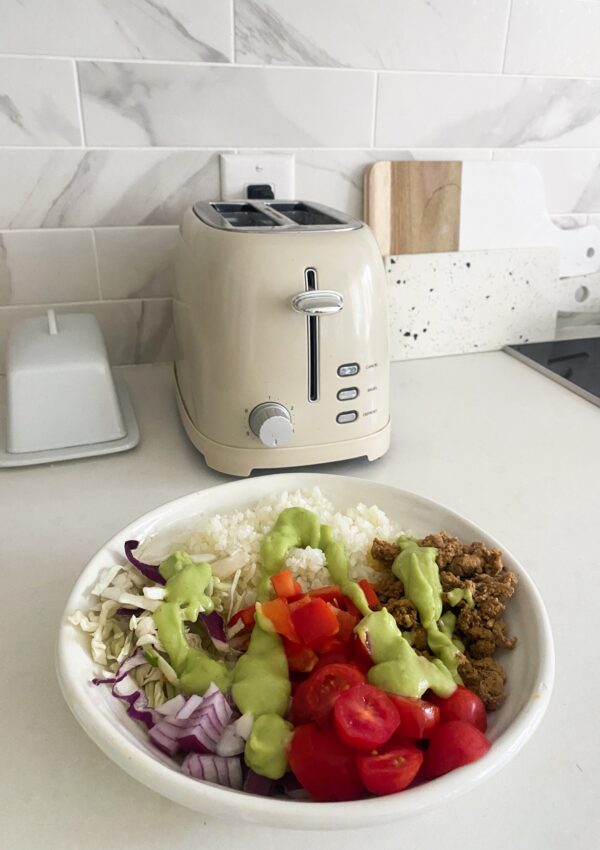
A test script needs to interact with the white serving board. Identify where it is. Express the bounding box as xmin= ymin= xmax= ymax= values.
xmin=387 ymin=247 xmax=560 ymax=361
xmin=459 ymin=162 xmax=600 ymax=279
